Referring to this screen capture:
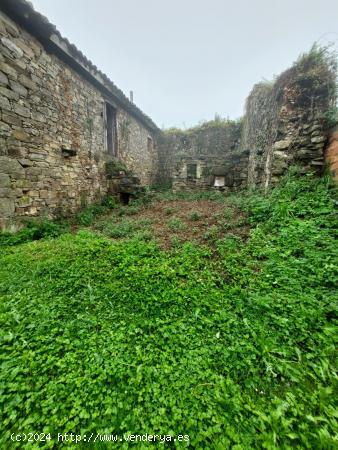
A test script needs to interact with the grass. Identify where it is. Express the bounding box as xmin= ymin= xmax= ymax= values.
xmin=0 ymin=170 xmax=337 ymax=449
